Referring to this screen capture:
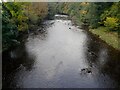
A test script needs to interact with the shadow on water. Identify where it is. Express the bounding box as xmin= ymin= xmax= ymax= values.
xmin=101 ymin=48 xmax=120 ymax=88
xmin=2 ymin=44 xmax=36 ymax=88
xmin=85 ymin=31 xmax=120 ymax=88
